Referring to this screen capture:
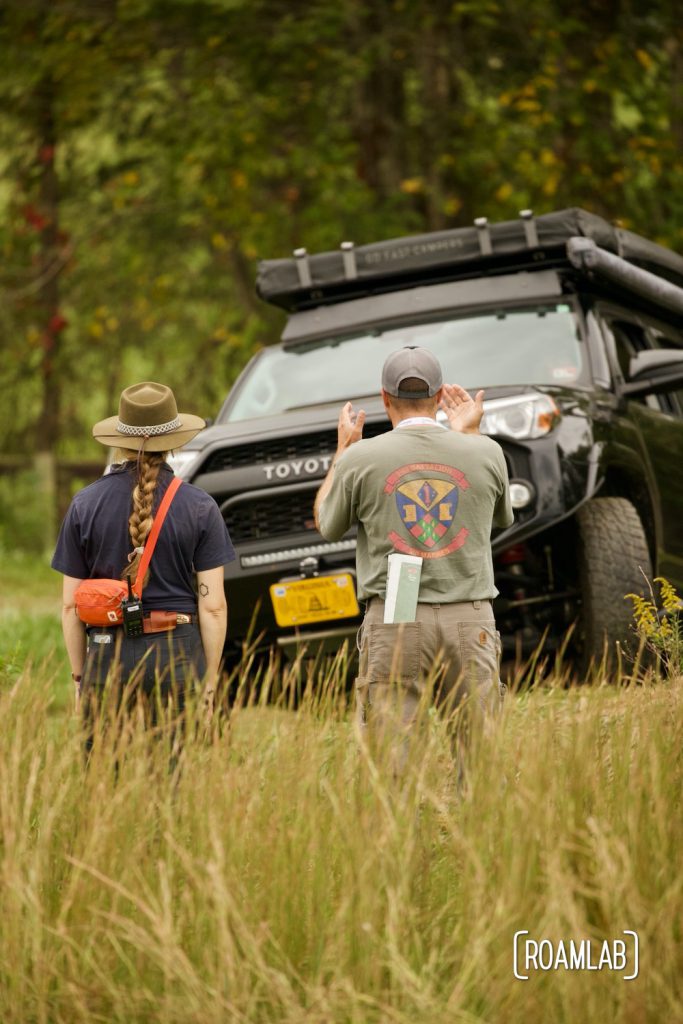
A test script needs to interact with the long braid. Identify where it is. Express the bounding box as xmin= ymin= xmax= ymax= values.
xmin=122 ymin=452 xmax=165 ymax=584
